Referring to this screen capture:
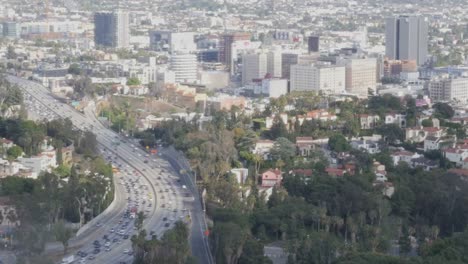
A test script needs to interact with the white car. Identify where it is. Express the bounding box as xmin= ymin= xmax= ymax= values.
xmin=123 ymin=249 xmax=129 ymax=254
